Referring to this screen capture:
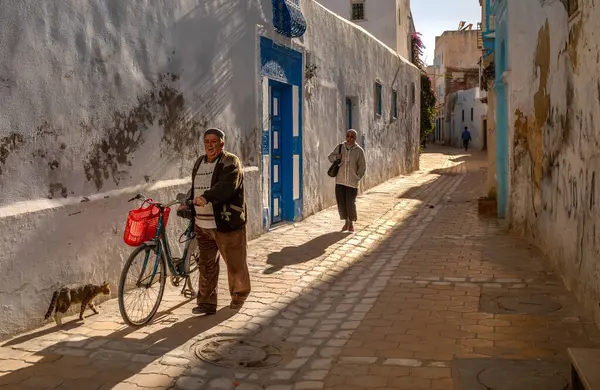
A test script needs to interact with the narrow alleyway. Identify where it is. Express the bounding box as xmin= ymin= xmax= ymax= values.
xmin=1 ymin=147 xmax=599 ymax=390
